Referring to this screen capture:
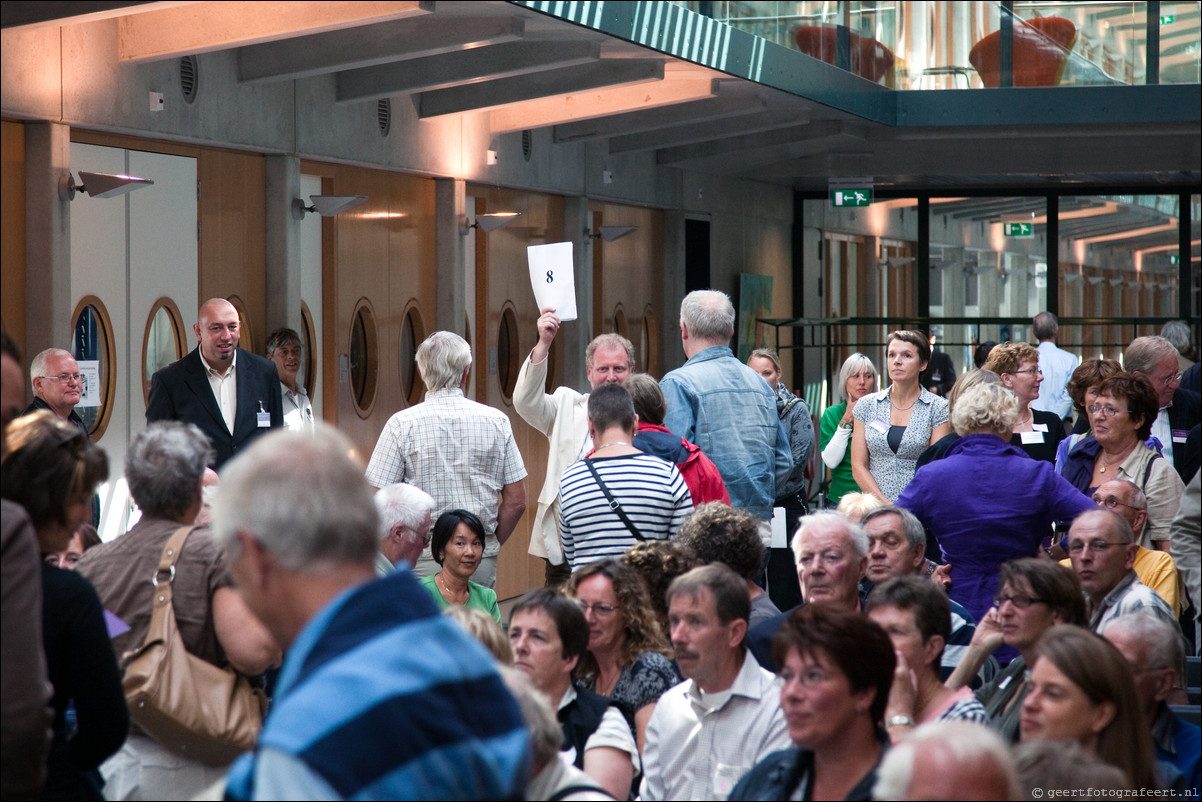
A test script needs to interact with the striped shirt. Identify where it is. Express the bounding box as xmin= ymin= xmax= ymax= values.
xmin=558 ymin=453 xmax=693 ymax=569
